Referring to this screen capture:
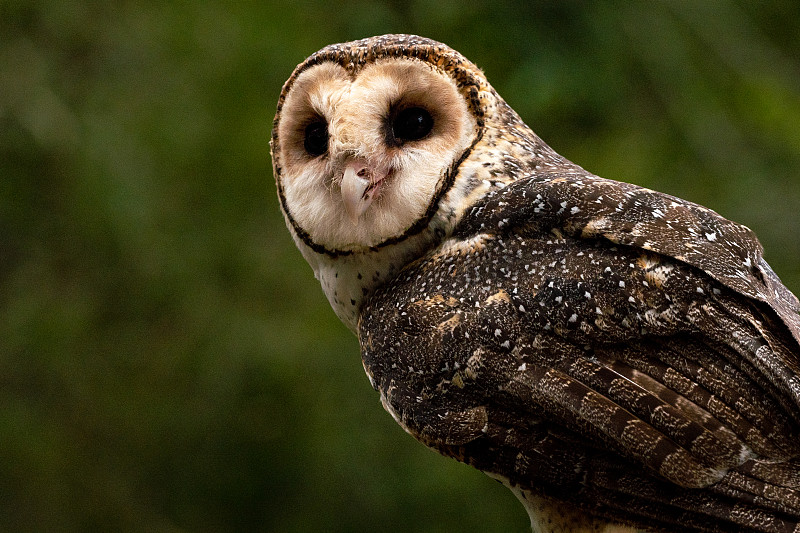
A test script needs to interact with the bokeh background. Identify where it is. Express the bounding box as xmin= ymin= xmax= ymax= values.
xmin=2 ymin=1 xmax=799 ymax=532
